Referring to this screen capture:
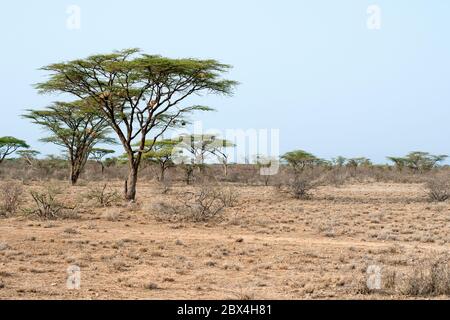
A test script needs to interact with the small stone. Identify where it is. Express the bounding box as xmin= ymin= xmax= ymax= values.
xmin=144 ymin=282 xmax=159 ymax=290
